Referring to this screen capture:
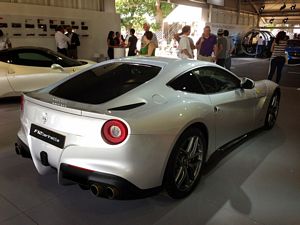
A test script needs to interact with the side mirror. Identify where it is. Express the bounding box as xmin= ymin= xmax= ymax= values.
xmin=51 ymin=64 xmax=64 ymax=72
xmin=241 ymin=77 xmax=255 ymax=89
